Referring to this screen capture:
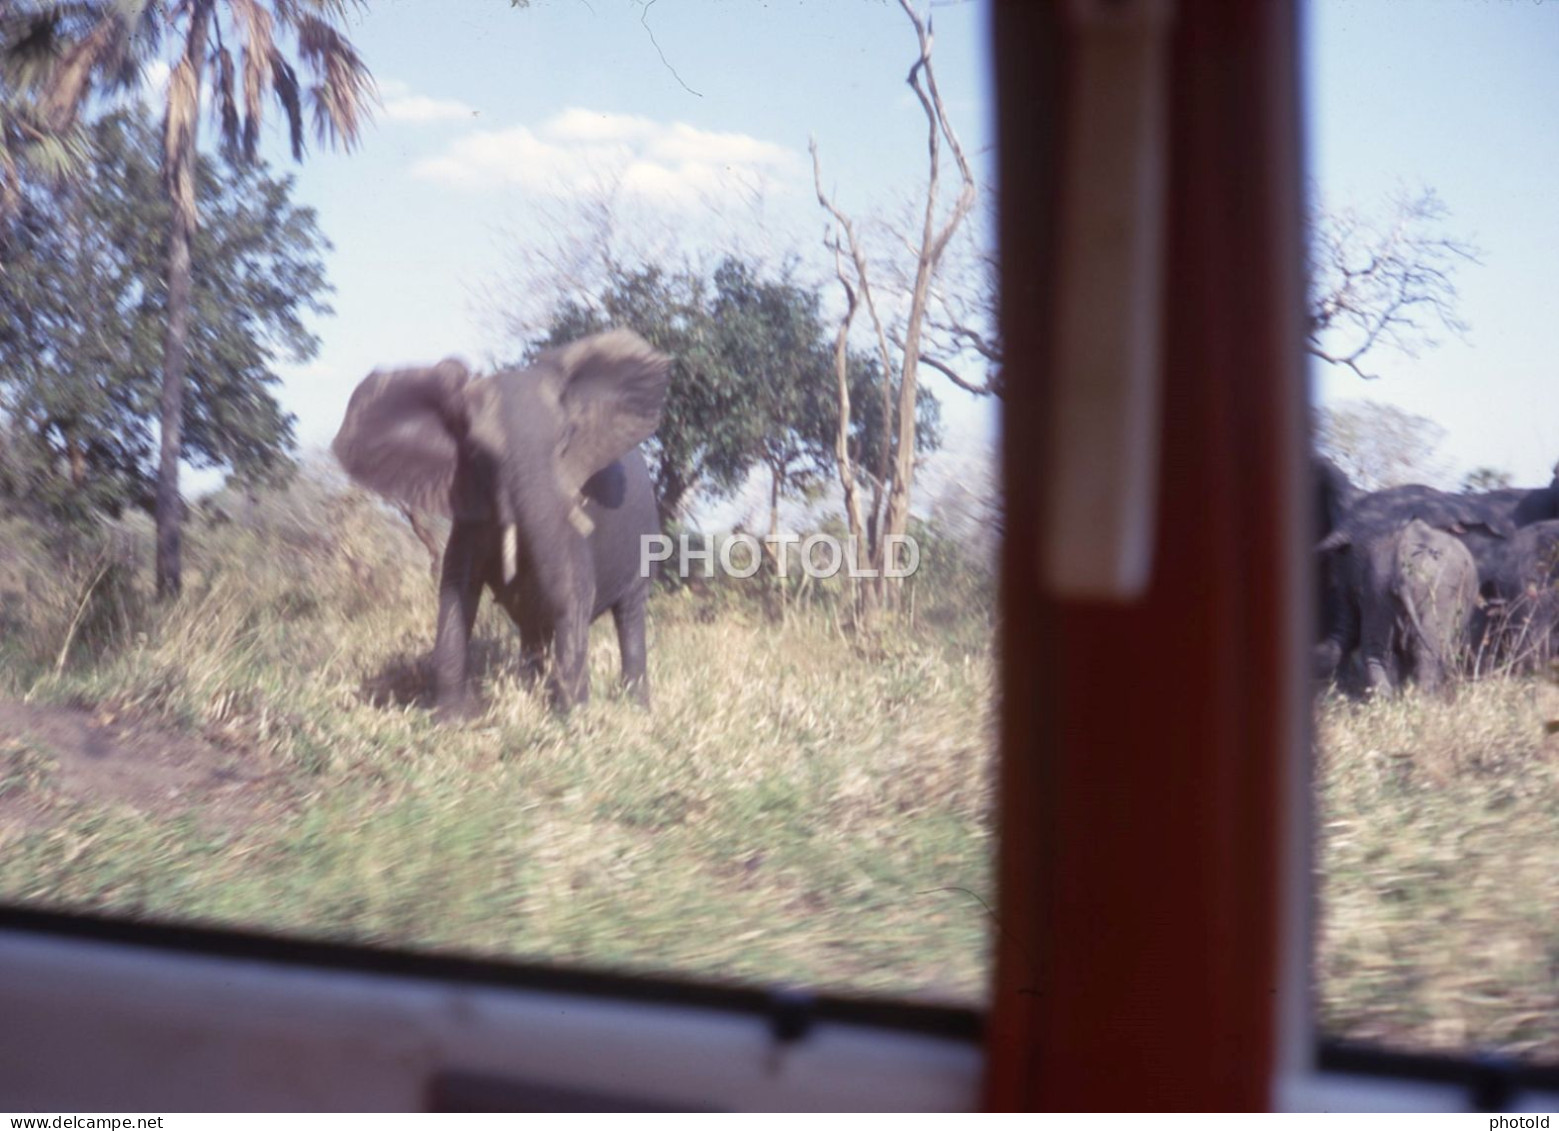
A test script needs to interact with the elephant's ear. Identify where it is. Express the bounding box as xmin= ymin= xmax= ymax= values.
xmin=1466 ymin=517 xmax=1515 ymax=539
xmin=331 ymin=358 xmax=474 ymax=517
xmin=539 ymin=330 xmax=671 ymax=492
